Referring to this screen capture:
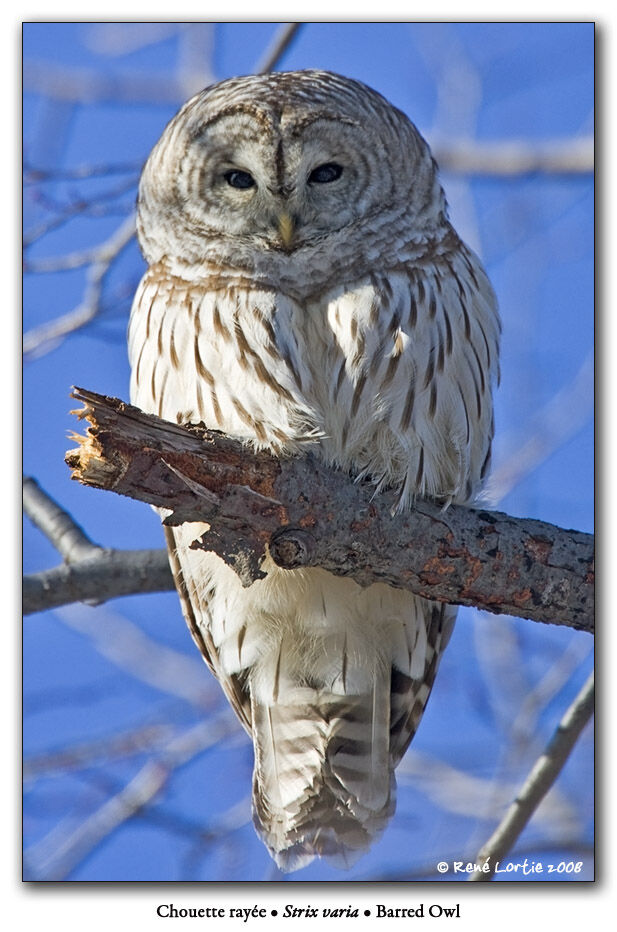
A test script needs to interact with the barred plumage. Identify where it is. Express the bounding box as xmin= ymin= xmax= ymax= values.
xmin=128 ymin=70 xmax=500 ymax=871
